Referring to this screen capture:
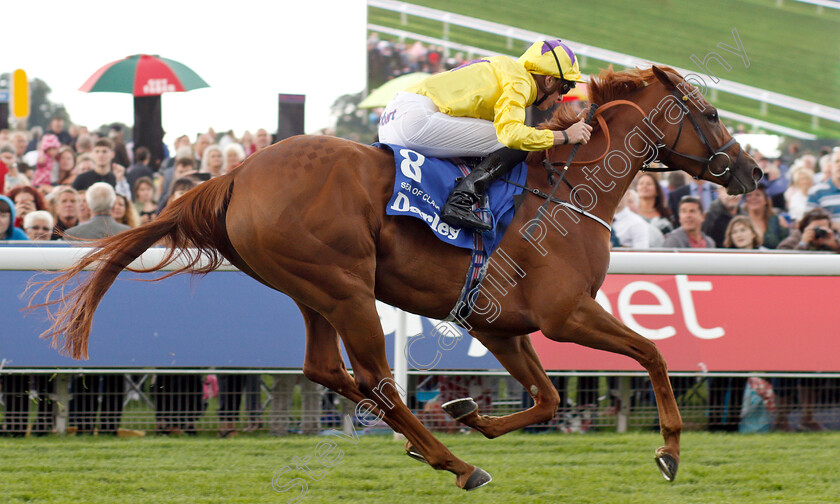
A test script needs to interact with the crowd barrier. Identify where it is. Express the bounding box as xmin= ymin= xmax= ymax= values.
xmin=2 ymin=244 xmax=839 ymax=434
